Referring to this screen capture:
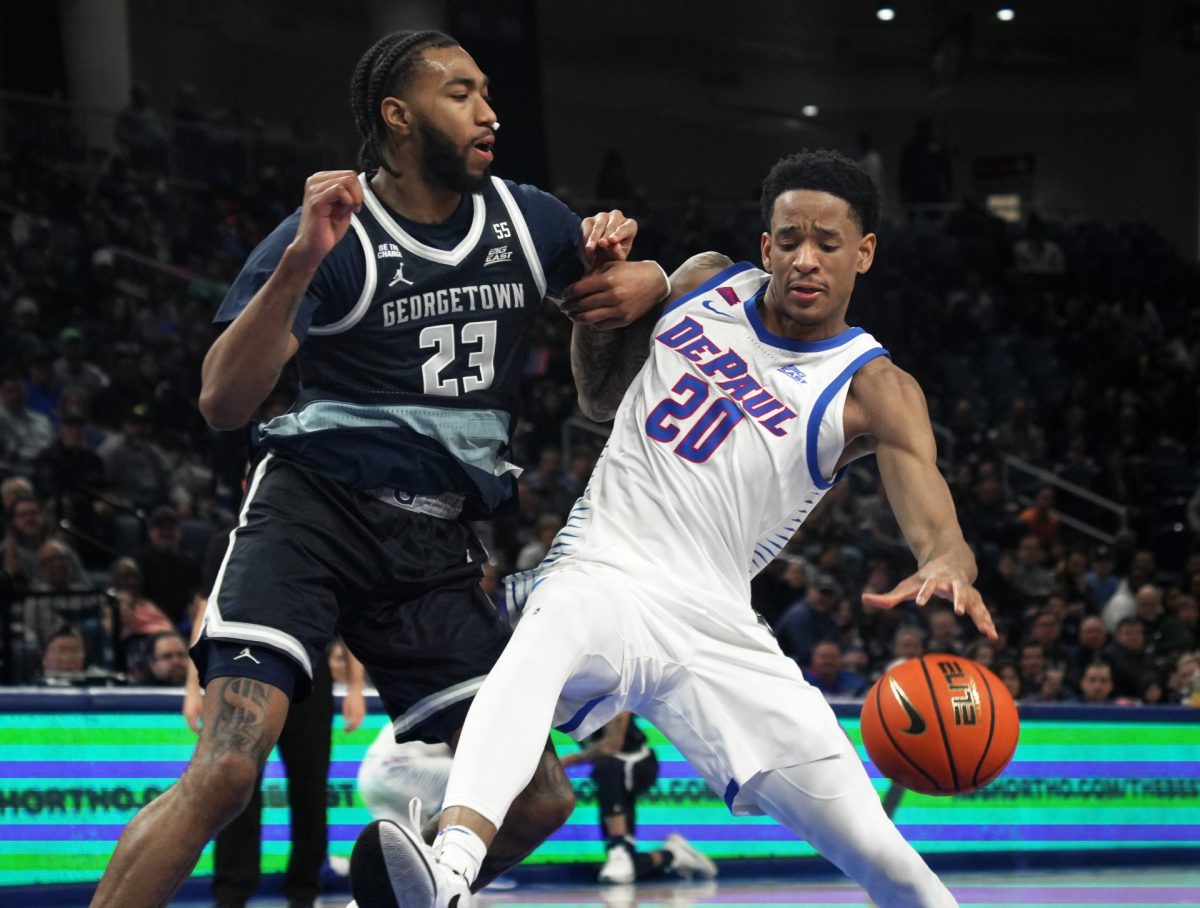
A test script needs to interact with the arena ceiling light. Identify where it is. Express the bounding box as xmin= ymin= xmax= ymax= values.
xmin=876 ymin=7 xmax=896 ymax=21
xmin=997 ymin=7 xmax=1015 ymax=21
xmin=801 ymin=104 xmax=819 ymax=117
